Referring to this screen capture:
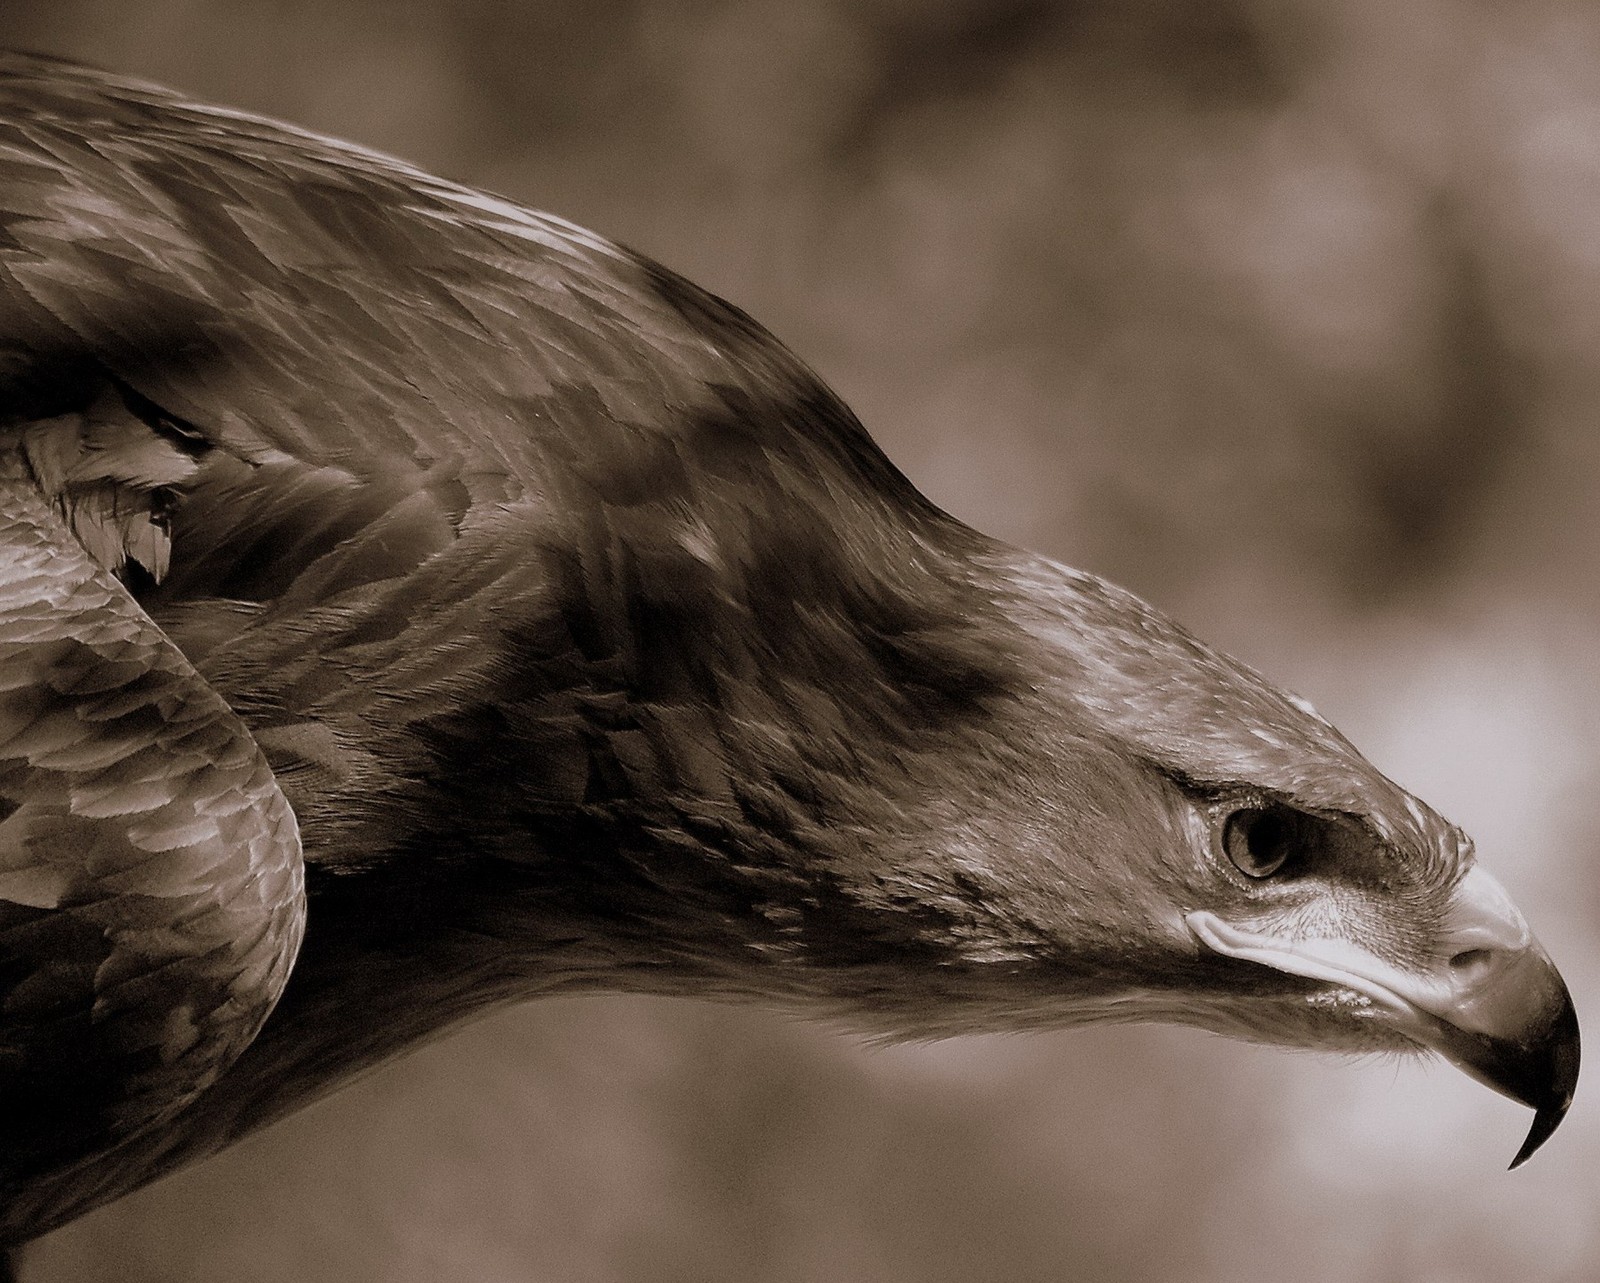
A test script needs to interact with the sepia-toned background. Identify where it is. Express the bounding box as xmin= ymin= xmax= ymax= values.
xmin=9 ymin=1 xmax=1599 ymax=1279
